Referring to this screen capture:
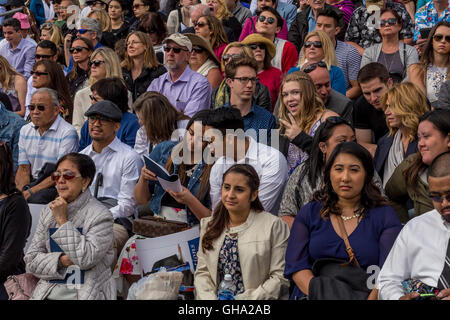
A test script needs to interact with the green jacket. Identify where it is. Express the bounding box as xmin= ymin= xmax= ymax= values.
xmin=385 ymin=153 xmax=433 ymax=223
